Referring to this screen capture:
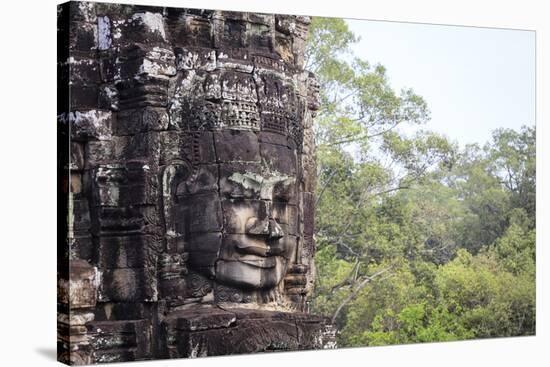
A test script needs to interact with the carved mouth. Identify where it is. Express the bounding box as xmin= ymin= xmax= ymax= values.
xmin=236 ymin=240 xmax=286 ymax=257
xmin=236 ymin=242 xmax=269 ymax=257
xmin=238 ymin=256 xmax=278 ymax=269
